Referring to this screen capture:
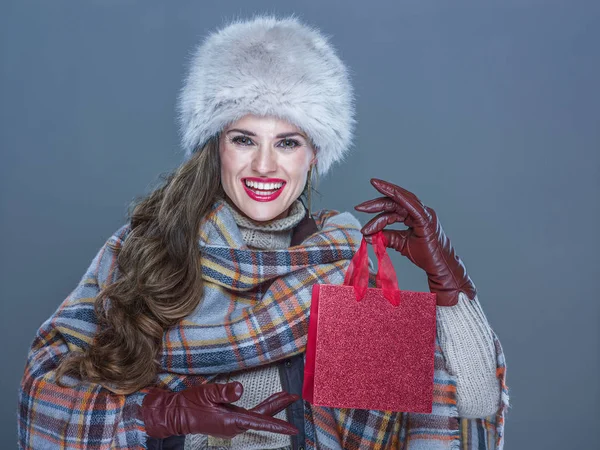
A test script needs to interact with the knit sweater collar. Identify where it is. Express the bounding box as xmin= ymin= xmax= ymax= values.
xmin=223 ymin=198 xmax=307 ymax=250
